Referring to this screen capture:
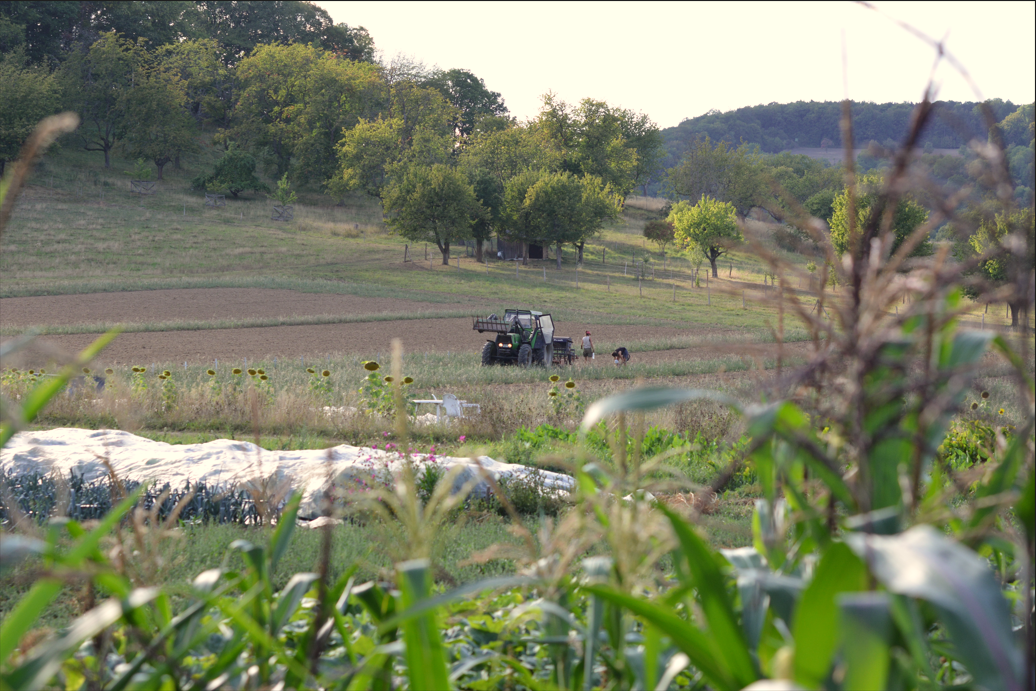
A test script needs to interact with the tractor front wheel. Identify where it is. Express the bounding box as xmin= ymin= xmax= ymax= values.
xmin=481 ymin=341 xmax=496 ymax=366
xmin=517 ymin=344 xmax=532 ymax=368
